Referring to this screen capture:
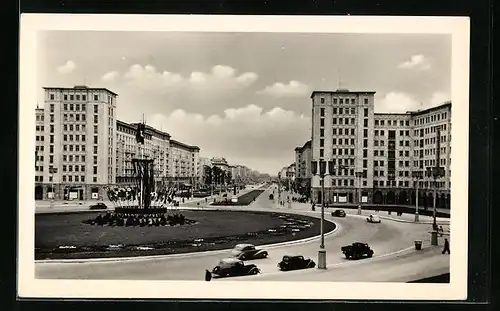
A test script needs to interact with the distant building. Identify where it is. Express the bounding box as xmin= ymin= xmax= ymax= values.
xmin=310 ymin=89 xmax=451 ymax=208
xmin=294 ymin=140 xmax=312 ymax=195
xmin=211 ymin=157 xmax=230 ymax=171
